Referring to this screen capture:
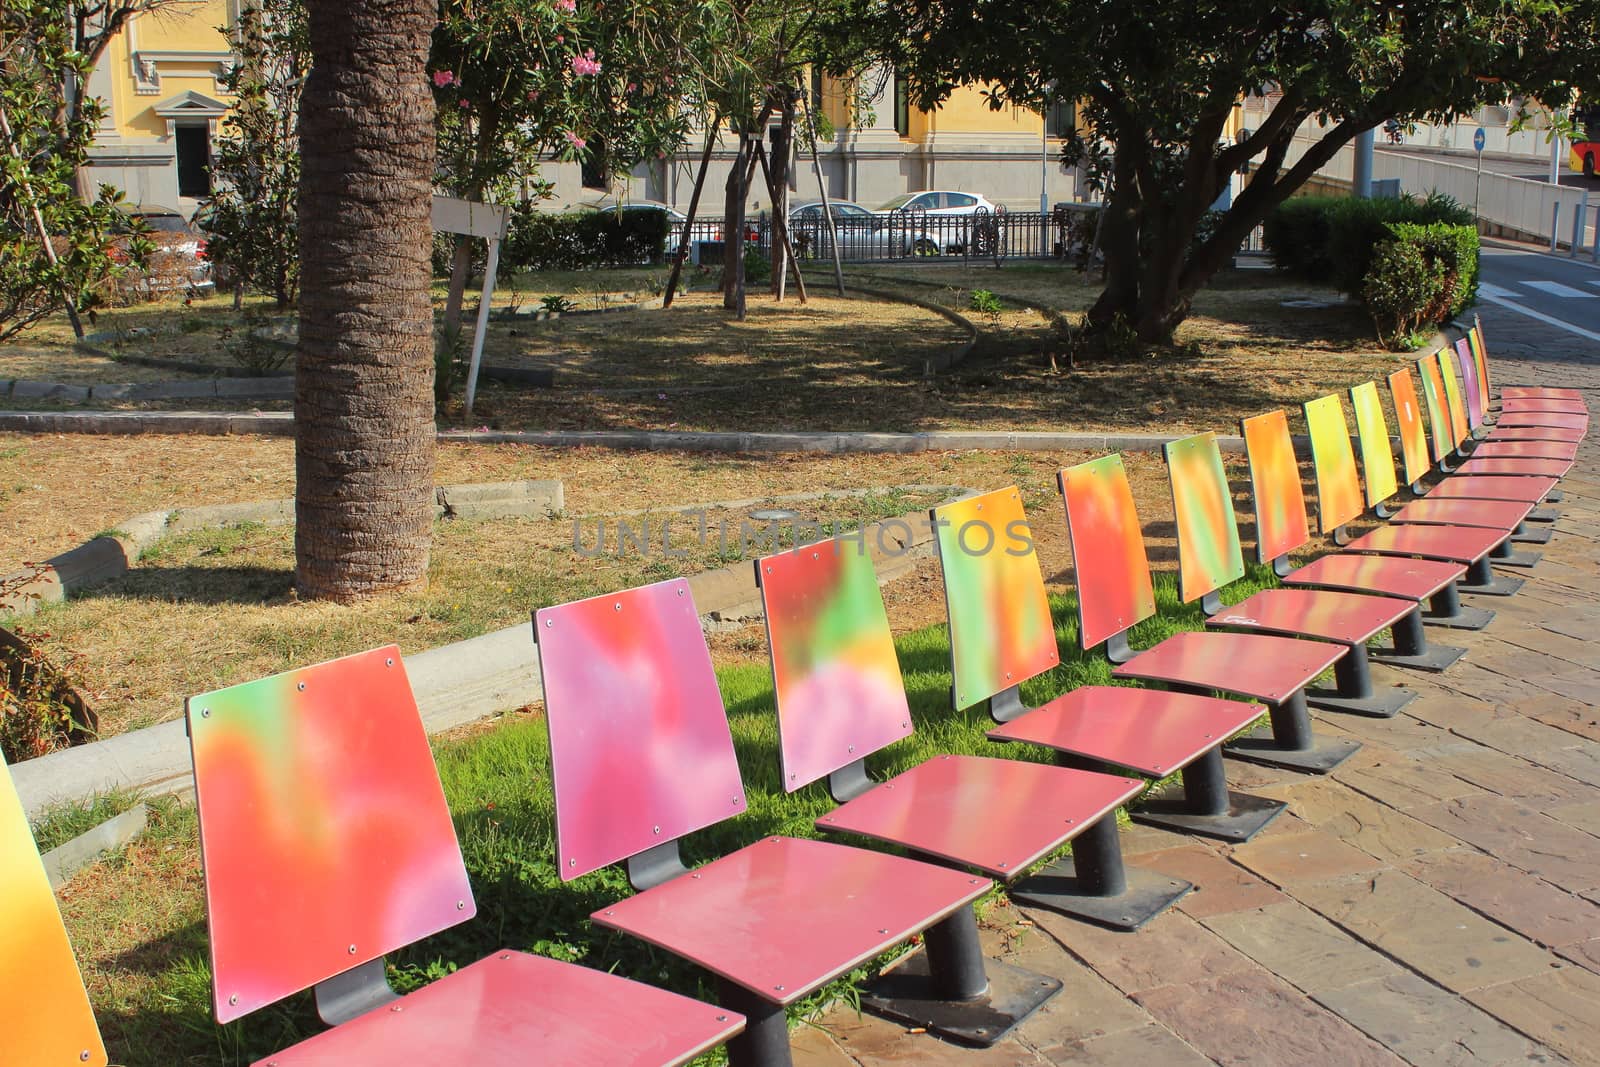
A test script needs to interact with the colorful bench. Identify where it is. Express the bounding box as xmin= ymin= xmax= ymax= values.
xmin=1057 ymin=454 xmax=1359 ymax=774
xmin=1166 ymin=430 xmax=1420 ymax=718
xmin=1 ymin=756 xmax=107 ymax=1067
xmin=1303 ymin=393 xmax=1527 ymax=596
xmin=186 ymin=646 xmax=744 ymax=1065
xmin=535 ymin=579 xmax=1048 ymax=1060
xmin=1242 ymin=408 xmax=1488 ymax=635
xmin=755 ymin=535 xmax=1193 ymax=929
xmin=918 ymin=487 xmax=1285 ymax=844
